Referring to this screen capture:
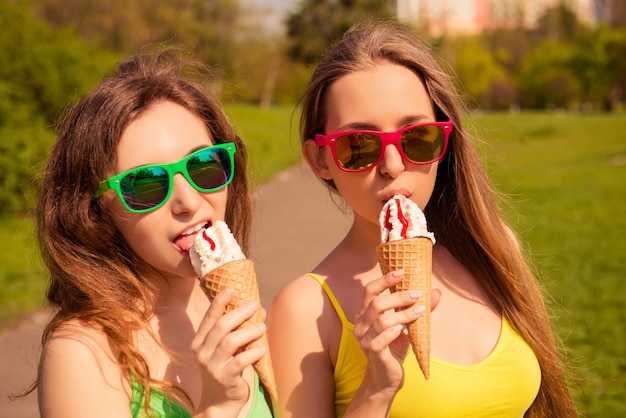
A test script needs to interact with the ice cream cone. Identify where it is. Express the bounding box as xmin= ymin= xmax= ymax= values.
xmin=199 ymin=259 xmax=278 ymax=401
xmin=376 ymin=237 xmax=432 ymax=379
